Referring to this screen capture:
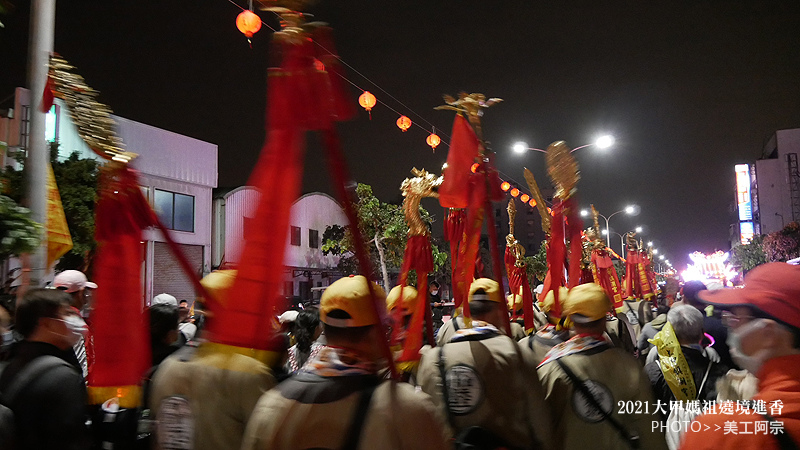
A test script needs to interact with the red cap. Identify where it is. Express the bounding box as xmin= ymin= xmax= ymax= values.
xmin=698 ymin=262 xmax=800 ymax=329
